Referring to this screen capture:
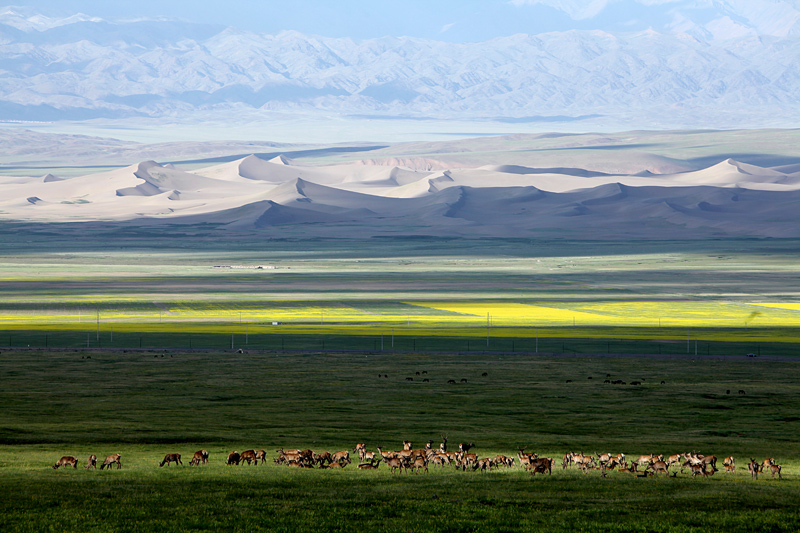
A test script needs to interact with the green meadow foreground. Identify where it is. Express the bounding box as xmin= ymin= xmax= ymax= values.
xmin=2 ymin=349 xmax=800 ymax=532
